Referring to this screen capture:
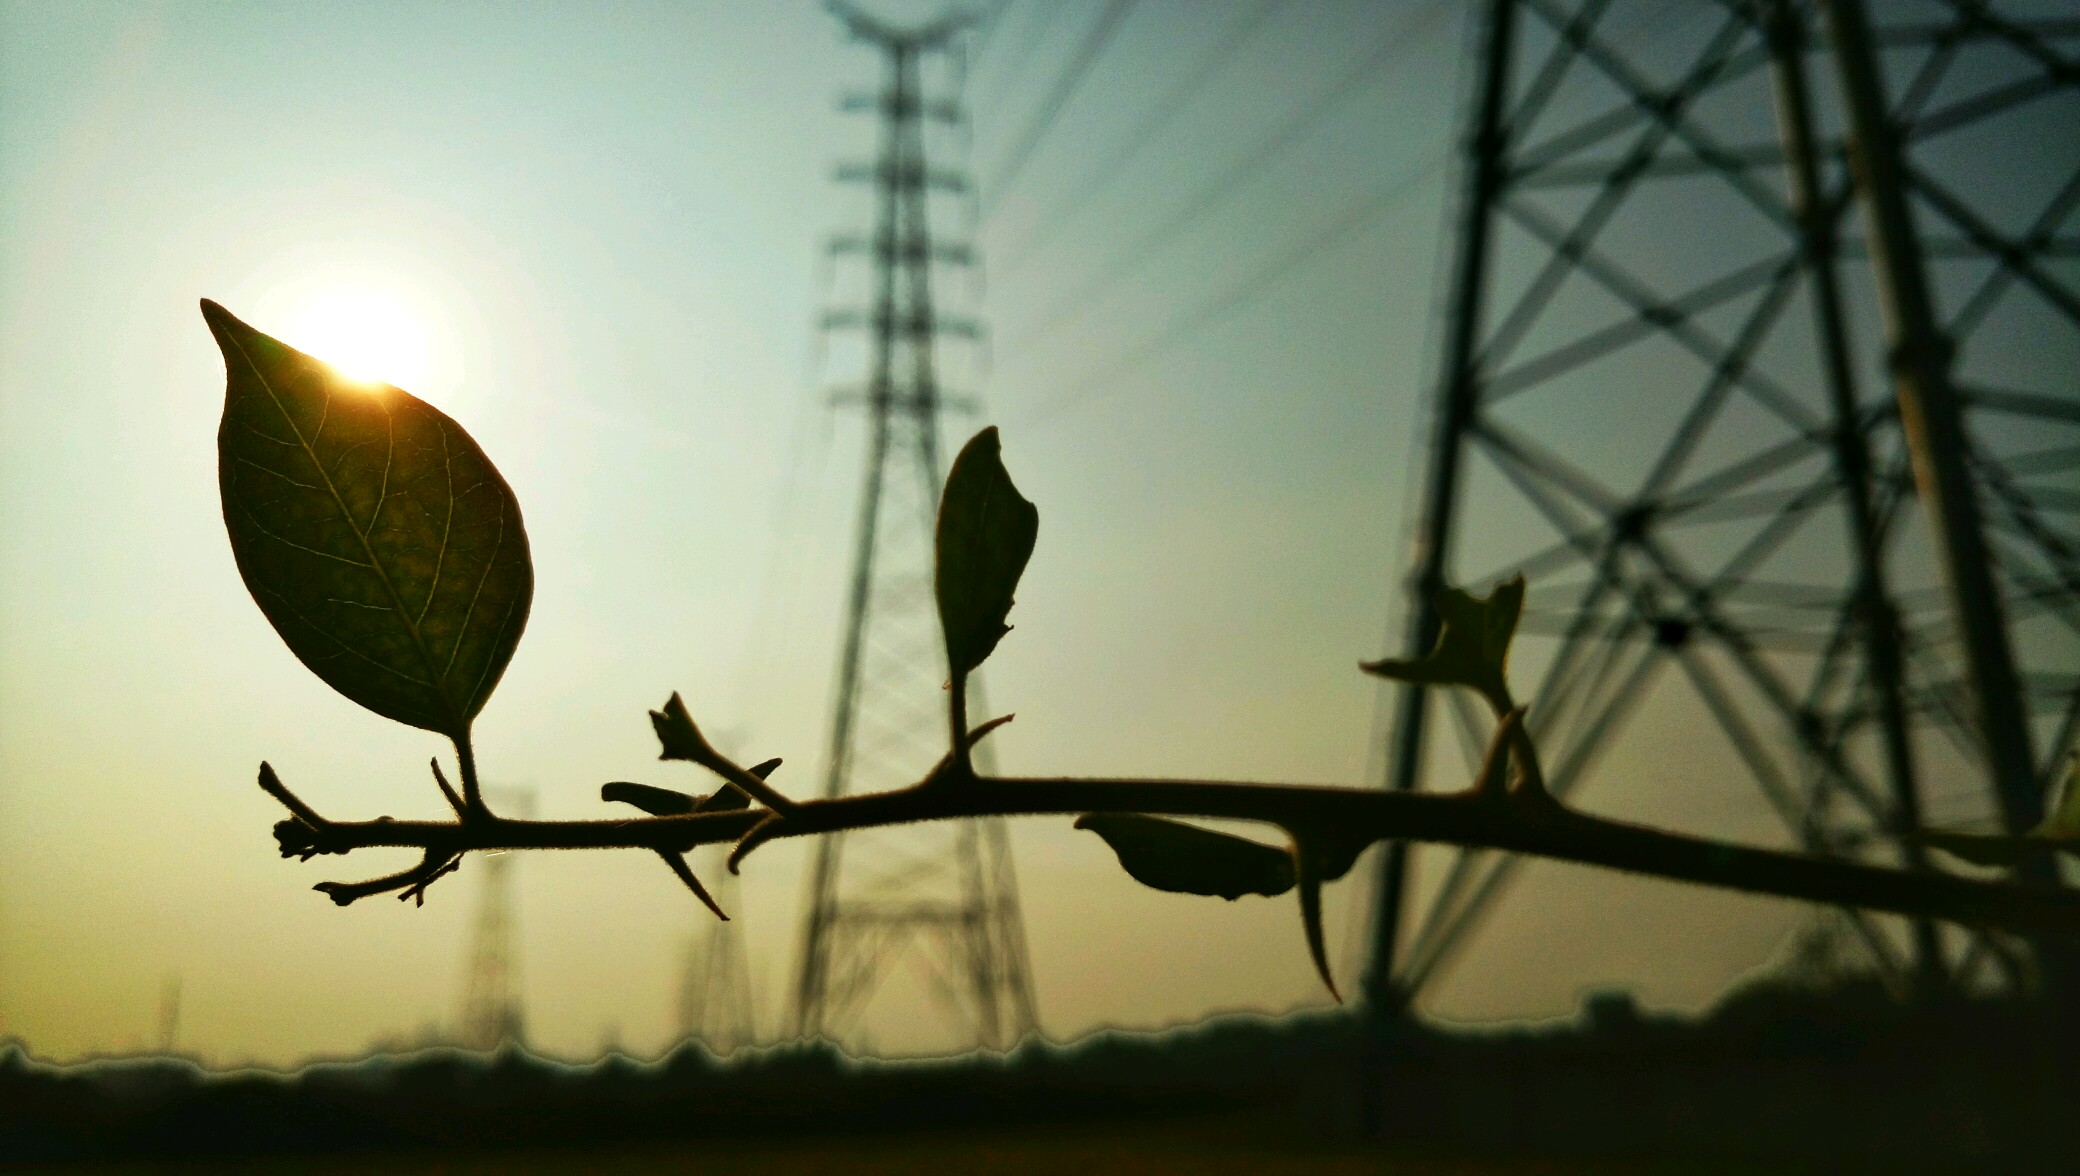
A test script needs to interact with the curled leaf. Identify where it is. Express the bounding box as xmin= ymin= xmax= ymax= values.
xmin=205 ymin=300 xmax=532 ymax=738
xmin=1075 ymin=814 xmax=1294 ymax=900
xmin=936 ymin=427 xmax=1039 ymax=677
xmin=606 ymin=756 xmax=778 ymax=815
xmin=1363 ymin=576 xmax=1525 ymax=707
xmin=602 ymin=781 xmax=697 ymax=816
